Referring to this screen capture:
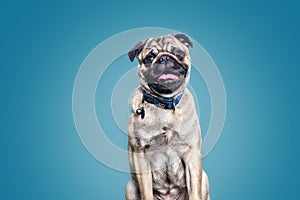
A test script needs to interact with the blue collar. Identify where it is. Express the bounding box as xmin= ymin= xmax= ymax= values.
xmin=142 ymin=89 xmax=184 ymax=110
